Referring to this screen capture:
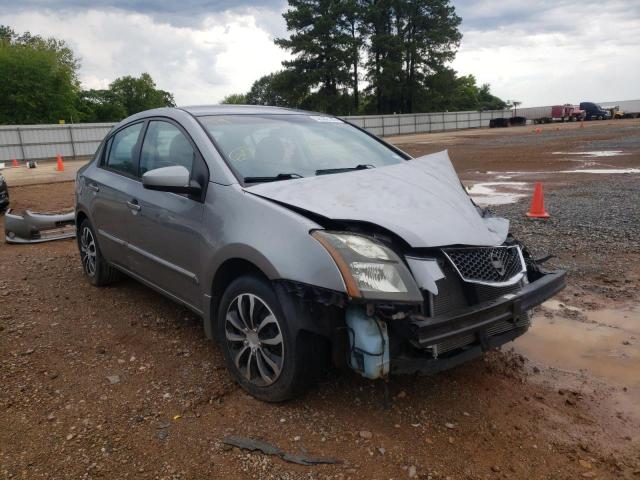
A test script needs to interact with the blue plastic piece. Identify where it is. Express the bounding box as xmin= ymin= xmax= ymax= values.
xmin=345 ymin=306 xmax=390 ymax=379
